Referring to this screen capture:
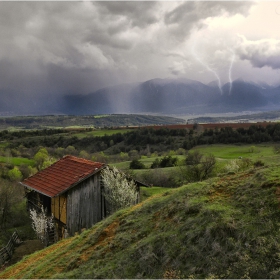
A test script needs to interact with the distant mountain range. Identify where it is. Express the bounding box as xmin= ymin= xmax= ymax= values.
xmin=1 ymin=78 xmax=280 ymax=116
xmin=62 ymin=78 xmax=280 ymax=115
